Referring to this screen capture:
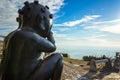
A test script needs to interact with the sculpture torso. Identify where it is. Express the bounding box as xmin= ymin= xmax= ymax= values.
xmin=2 ymin=28 xmax=56 ymax=80
xmin=1 ymin=1 xmax=63 ymax=80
